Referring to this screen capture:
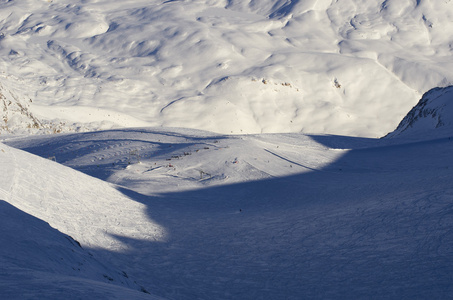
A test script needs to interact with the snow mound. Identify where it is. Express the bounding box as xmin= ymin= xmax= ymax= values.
xmin=386 ymin=85 xmax=453 ymax=139
xmin=0 ymin=143 xmax=166 ymax=251
xmin=0 ymin=142 xmax=166 ymax=296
